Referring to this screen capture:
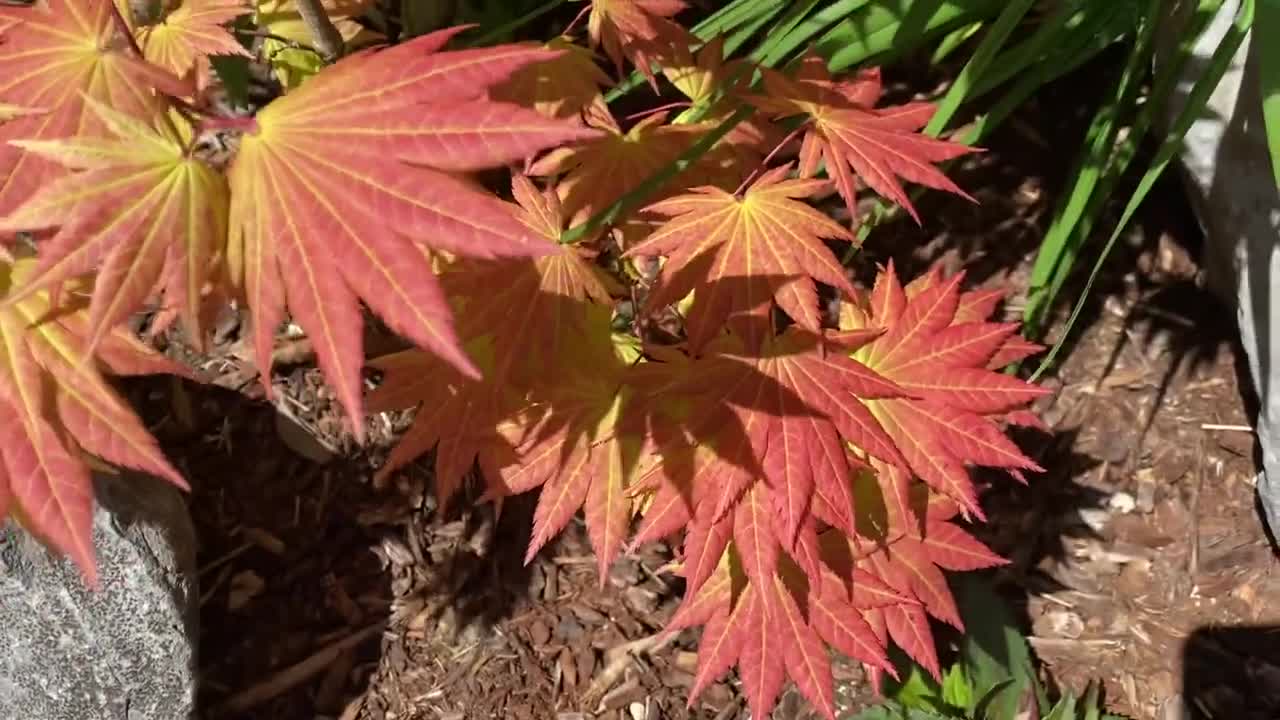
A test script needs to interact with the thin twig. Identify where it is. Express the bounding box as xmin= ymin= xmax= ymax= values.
xmin=583 ymin=632 xmax=674 ymax=701
xmin=562 ymin=3 xmax=592 ymax=38
xmin=292 ymin=0 xmax=345 ymax=62
xmin=238 ymin=29 xmax=323 ymax=57
xmin=1200 ymin=422 xmax=1253 ymax=432
xmin=213 ymin=622 xmax=386 ymax=715
xmin=734 ymin=122 xmax=807 ymax=196
xmin=108 ymin=4 xmax=146 ymax=58
xmin=623 ymin=101 xmax=693 ymax=122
